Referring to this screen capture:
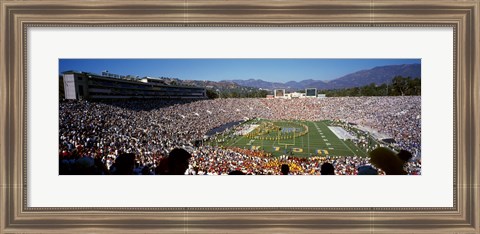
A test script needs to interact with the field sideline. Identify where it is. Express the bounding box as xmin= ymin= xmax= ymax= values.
xmin=209 ymin=120 xmax=369 ymax=158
